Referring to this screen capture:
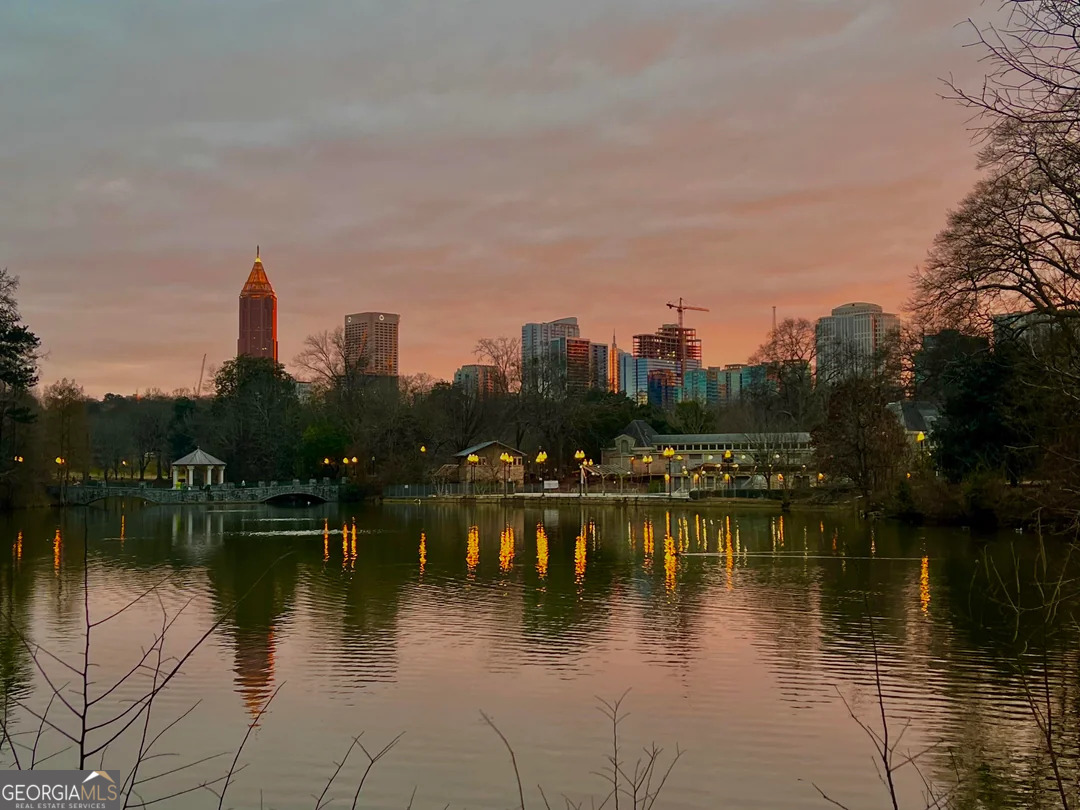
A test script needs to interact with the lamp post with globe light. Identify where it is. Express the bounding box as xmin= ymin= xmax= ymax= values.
xmin=536 ymin=450 xmax=548 ymax=498
xmin=499 ymin=451 xmax=514 ymax=498
xmin=467 ymin=453 xmax=480 ymax=496
xmin=662 ymin=447 xmax=675 ymax=498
